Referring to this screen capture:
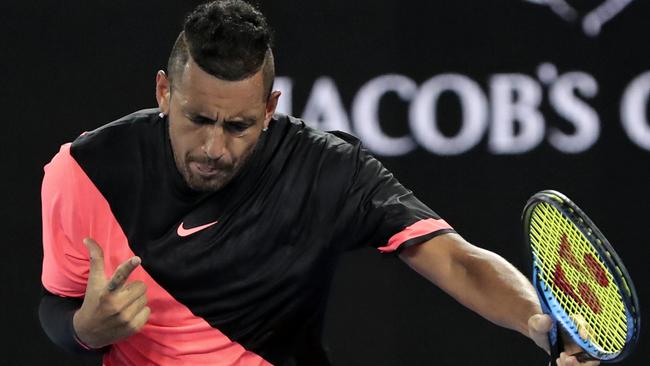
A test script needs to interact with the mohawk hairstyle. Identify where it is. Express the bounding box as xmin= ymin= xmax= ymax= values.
xmin=167 ymin=0 xmax=275 ymax=98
